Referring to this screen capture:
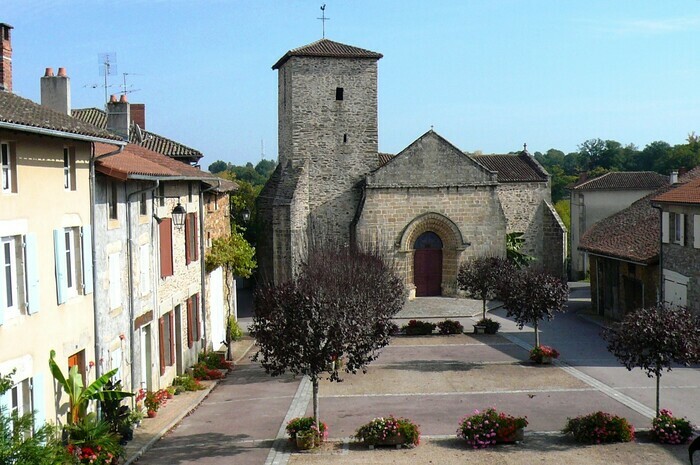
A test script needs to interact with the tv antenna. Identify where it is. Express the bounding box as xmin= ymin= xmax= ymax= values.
xmin=317 ymin=4 xmax=330 ymax=38
xmin=98 ymin=52 xmax=117 ymax=105
xmin=120 ymin=72 xmax=142 ymax=97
